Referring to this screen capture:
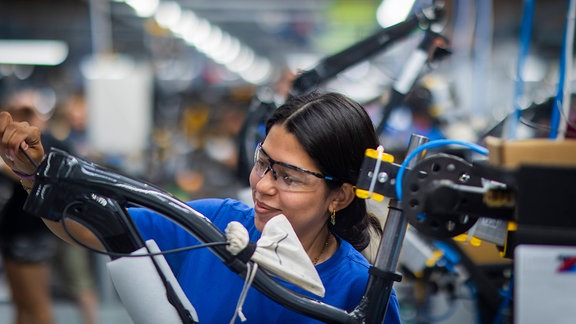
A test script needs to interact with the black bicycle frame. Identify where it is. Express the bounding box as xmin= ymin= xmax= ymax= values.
xmin=22 ymin=130 xmax=431 ymax=324
xmin=22 ymin=148 xmax=364 ymax=323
